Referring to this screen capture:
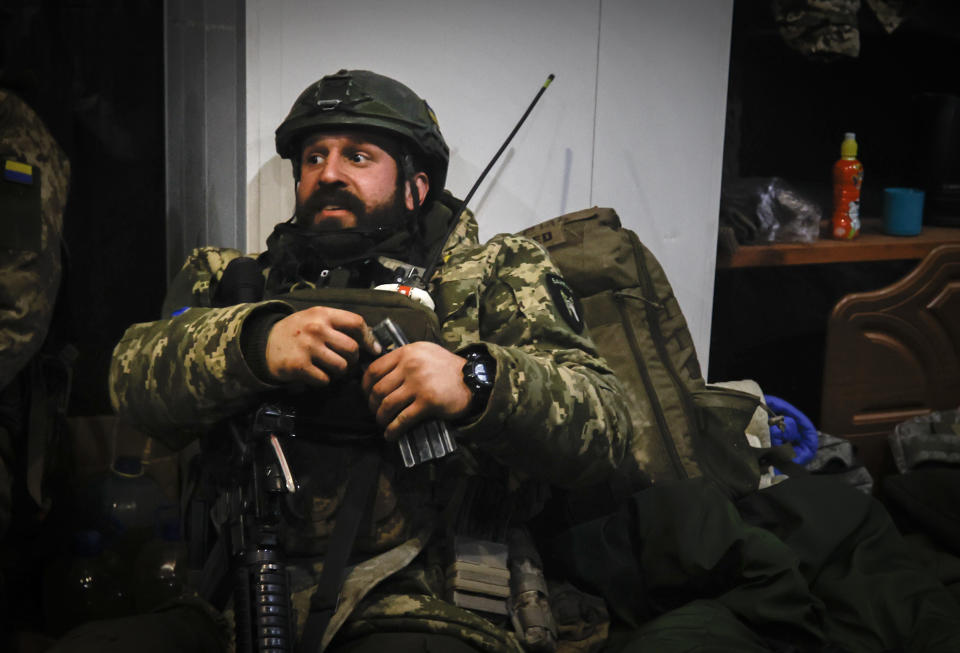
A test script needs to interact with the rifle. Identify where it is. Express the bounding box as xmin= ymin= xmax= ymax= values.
xmin=222 ymin=404 xmax=298 ymax=653
xmin=221 ymin=316 xmax=446 ymax=652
